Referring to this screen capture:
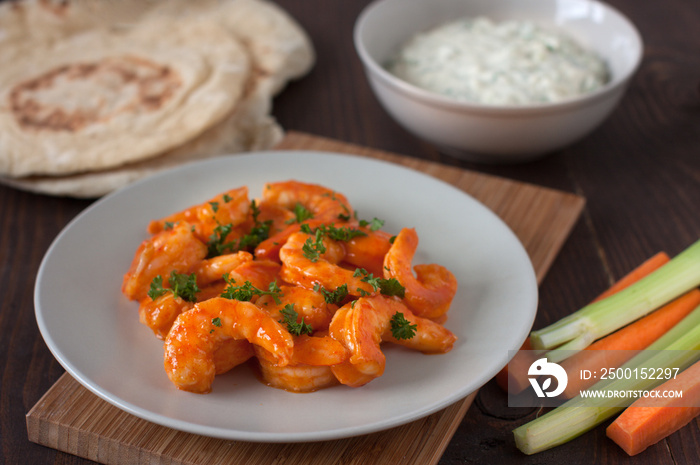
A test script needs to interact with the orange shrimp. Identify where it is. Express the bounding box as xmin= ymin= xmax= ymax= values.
xmin=342 ymin=228 xmax=393 ymax=277
xmin=136 ymin=252 xmax=265 ymax=338
xmin=257 ymin=360 xmax=339 ymax=392
xmin=256 ymin=284 xmax=337 ymax=332
xmin=255 ymin=334 xmax=348 ymax=392
xmin=139 ymin=293 xmax=194 ymax=340
xmin=279 ymin=231 xmax=376 ymax=297
xmin=122 ymin=222 xmax=207 ymax=301
xmin=164 ymin=297 xmax=294 ymax=393
xmin=213 ymin=339 xmax=255 ymax=375
xmin=253 ymin=201 xmax=297 ymax=236
xmin=223 ymin=259 xmax=281 ymax=291
xmin=329 ymin=295 xmax=456 ymax=387
xmin=147 ymin=186 xmax=250 ymax=241
xmin=254 ymin=219 xmax=327 ymax=262
xmin=261 ymin=180 xmax=353 ymax=223
xmin=383 ymin=228 xmax=457 ymax=319
xmin=192 ymin=251 xmax=254 ymax=287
